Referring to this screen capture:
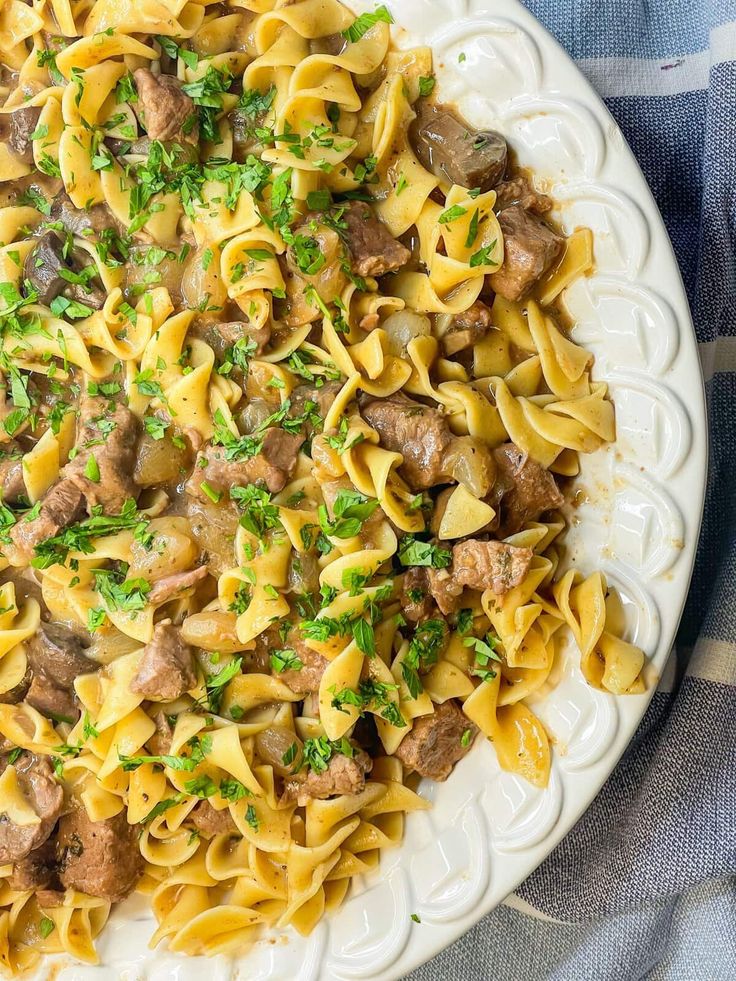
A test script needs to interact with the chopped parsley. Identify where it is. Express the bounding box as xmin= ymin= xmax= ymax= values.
xmin=219 ymin=777 xmax=250 ymax=802
xmin=342 ymin=5 xmax=393 ymax=43
xmin=205 ymin=658 xmax=242 ymax=713
xmin=438 ymin=205 xmax=468 ymax=225
xmin=143 ymin=795 xmax=184 ymax=822
xmin=82 ymin=712 xmax=99 ymax=741
xmin=456 ymin=608 xmax=474 ymax=635
xmin=181 ymin=65 xmax=235 ymax=143
xmin=185 ymin=775 xmax=217 ymax=799
xmin=331 ymin=678 xmax=406 ymax=727
xmin=155 ymin=35 xmax=199 ymax=71
xmin=398 ymin=537 xmax=452 ymax=569
xmin=239 ymin=85 xmax=277 ymax=120
xmin=231 ymin=485 xmax=282 ymax=541
xmin=244 ymin=804 xmax=259 ymax=831
xmin=418 ymin=76 xmax=436 ymax=97
xmin=270 ymin=648 xmax=302 ymax=673
xmin=469 ymin=240 xmax=498 ymax=268
xmin=143 ymin=415 xmax=169 ymax=440
xmin=119 ymin=735 xmax=212 ymax=772
xmin=465 ymin=209 xmax=480 ymax=247
xmin=93 ymin=566 xmax=151 ymax=615
xmin=37 ymin=48 xmax=65 ymax=86
xmin=352 ymin=617 xmax=375 ymax=656
xmin=318 ymin=489 xmax=379 ymax=540
xmin=83 ymin=454 xmax=100 ymax=482
xmin=32 ymin=500 xmax=150 ymax=570
xmin=301 ymin=735 xmax=354 ymax=773
xmin=464 ymin=633 xmax=502 ymax=682
xmin=402 ymin=618 xmax=447 ymax=698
